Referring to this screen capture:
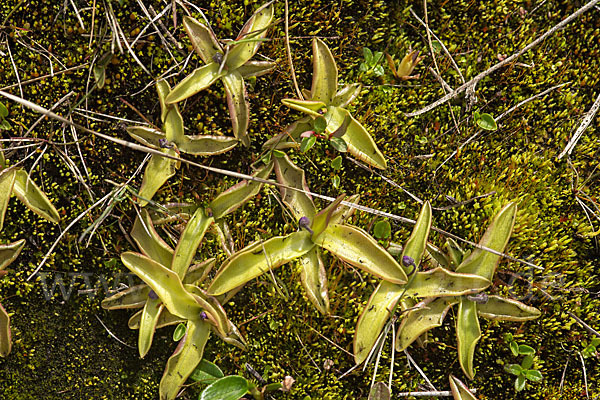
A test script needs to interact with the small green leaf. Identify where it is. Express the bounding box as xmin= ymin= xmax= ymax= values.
xmin=518 ymin=345 xmax=535 ymax=356
xmin=264 ymin=382 xmax=283 ymax=393
xmin=521 ymin=355 xmax=534 ymax=369
xmin=477 ymin=296 xmax=541 ymax=321
xmin=476 ymin=112 xmax=498 ymax=131
xmin=300 ymin=136 xmax=316 ymax=153
xmin=0 ymin=239 xmax=25 ymax=271
xmin=515 ymin=374 xmax=526 ymax=391
xmin=189 ymin=359 xmax=224 ymax=384
xmin=505 ymin=364 xmax=523 ymax=376
xmin=173 ymin=323 xmax=187 ymax=341
xmin=137 ymin=149 xmax=179 ymax=207
xmin=281 ymin=99 xmax=328 ymax=118
xmin=93 ymin=65 xmax=106 ymax=88
xmin=0 ymin=169 xmax=16 ymax=231
xmin=591 ymin=338 xmax=600 ymax=347
xmin=0 ymin=102 xmax=8 ymax=118
xmin=363 ymin=47 xmax=373 ymax=64
xmin=525 ymin=369 xmax=543 ymax=382
xmin=374 ymin=65 xmax=384 ymax=76
xmin=177 ymin=135 xmax=239 ymax=156
xmin=314 ymin=116 xmax=327 ymax=133
xmin=0 ymin=120 xmax=11 ymax=131
xmin=373 ymin=51 xmax=384 ymax=64
xmin=431 ymin=41 xmax=442 ymax=53
xmin=373 ymin=220 xmax=391 ymax=239
xmin=330 ymin=137 xmax=348 ymax=152
xmin=101 ymin=285 xmax=151 ymax=310
xmin=0 ymin=304 xmax=12 ymax=357
xmin=200 ymin=375 xmax=249 ymax=400
xmin=183 ymin=16 xmax=223 ymax=65
xmin=272 ymin=149 xmax=285 ymax=158
xmin=359 ymin=63 xmax=368 ymax=73
xmin=331 ymin=175 xmax=340 ymax=189
xmin=331 ymin=156 xmax=342 ymax=170
xmin=510 ymin=341 xmax=519 ymax=356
